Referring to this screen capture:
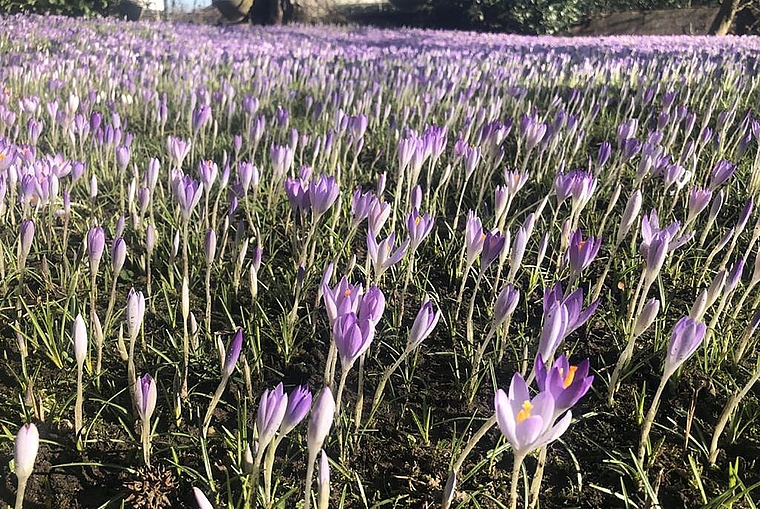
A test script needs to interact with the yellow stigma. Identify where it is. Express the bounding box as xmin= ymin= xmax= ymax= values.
xmin=415 ymin=216 xmax=421 ymax=226
xmin=560 ymin=366 xmax=578 ymax=389
xmin=344 ymin=289 xmax=351 ymax=297
xmin=480 ymin=233 xmax=486 ymax=241
xmin=577 ymin=240 xmax=587 ymax=250
xmin=516 ymin=400 xmax=533 ymax=423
